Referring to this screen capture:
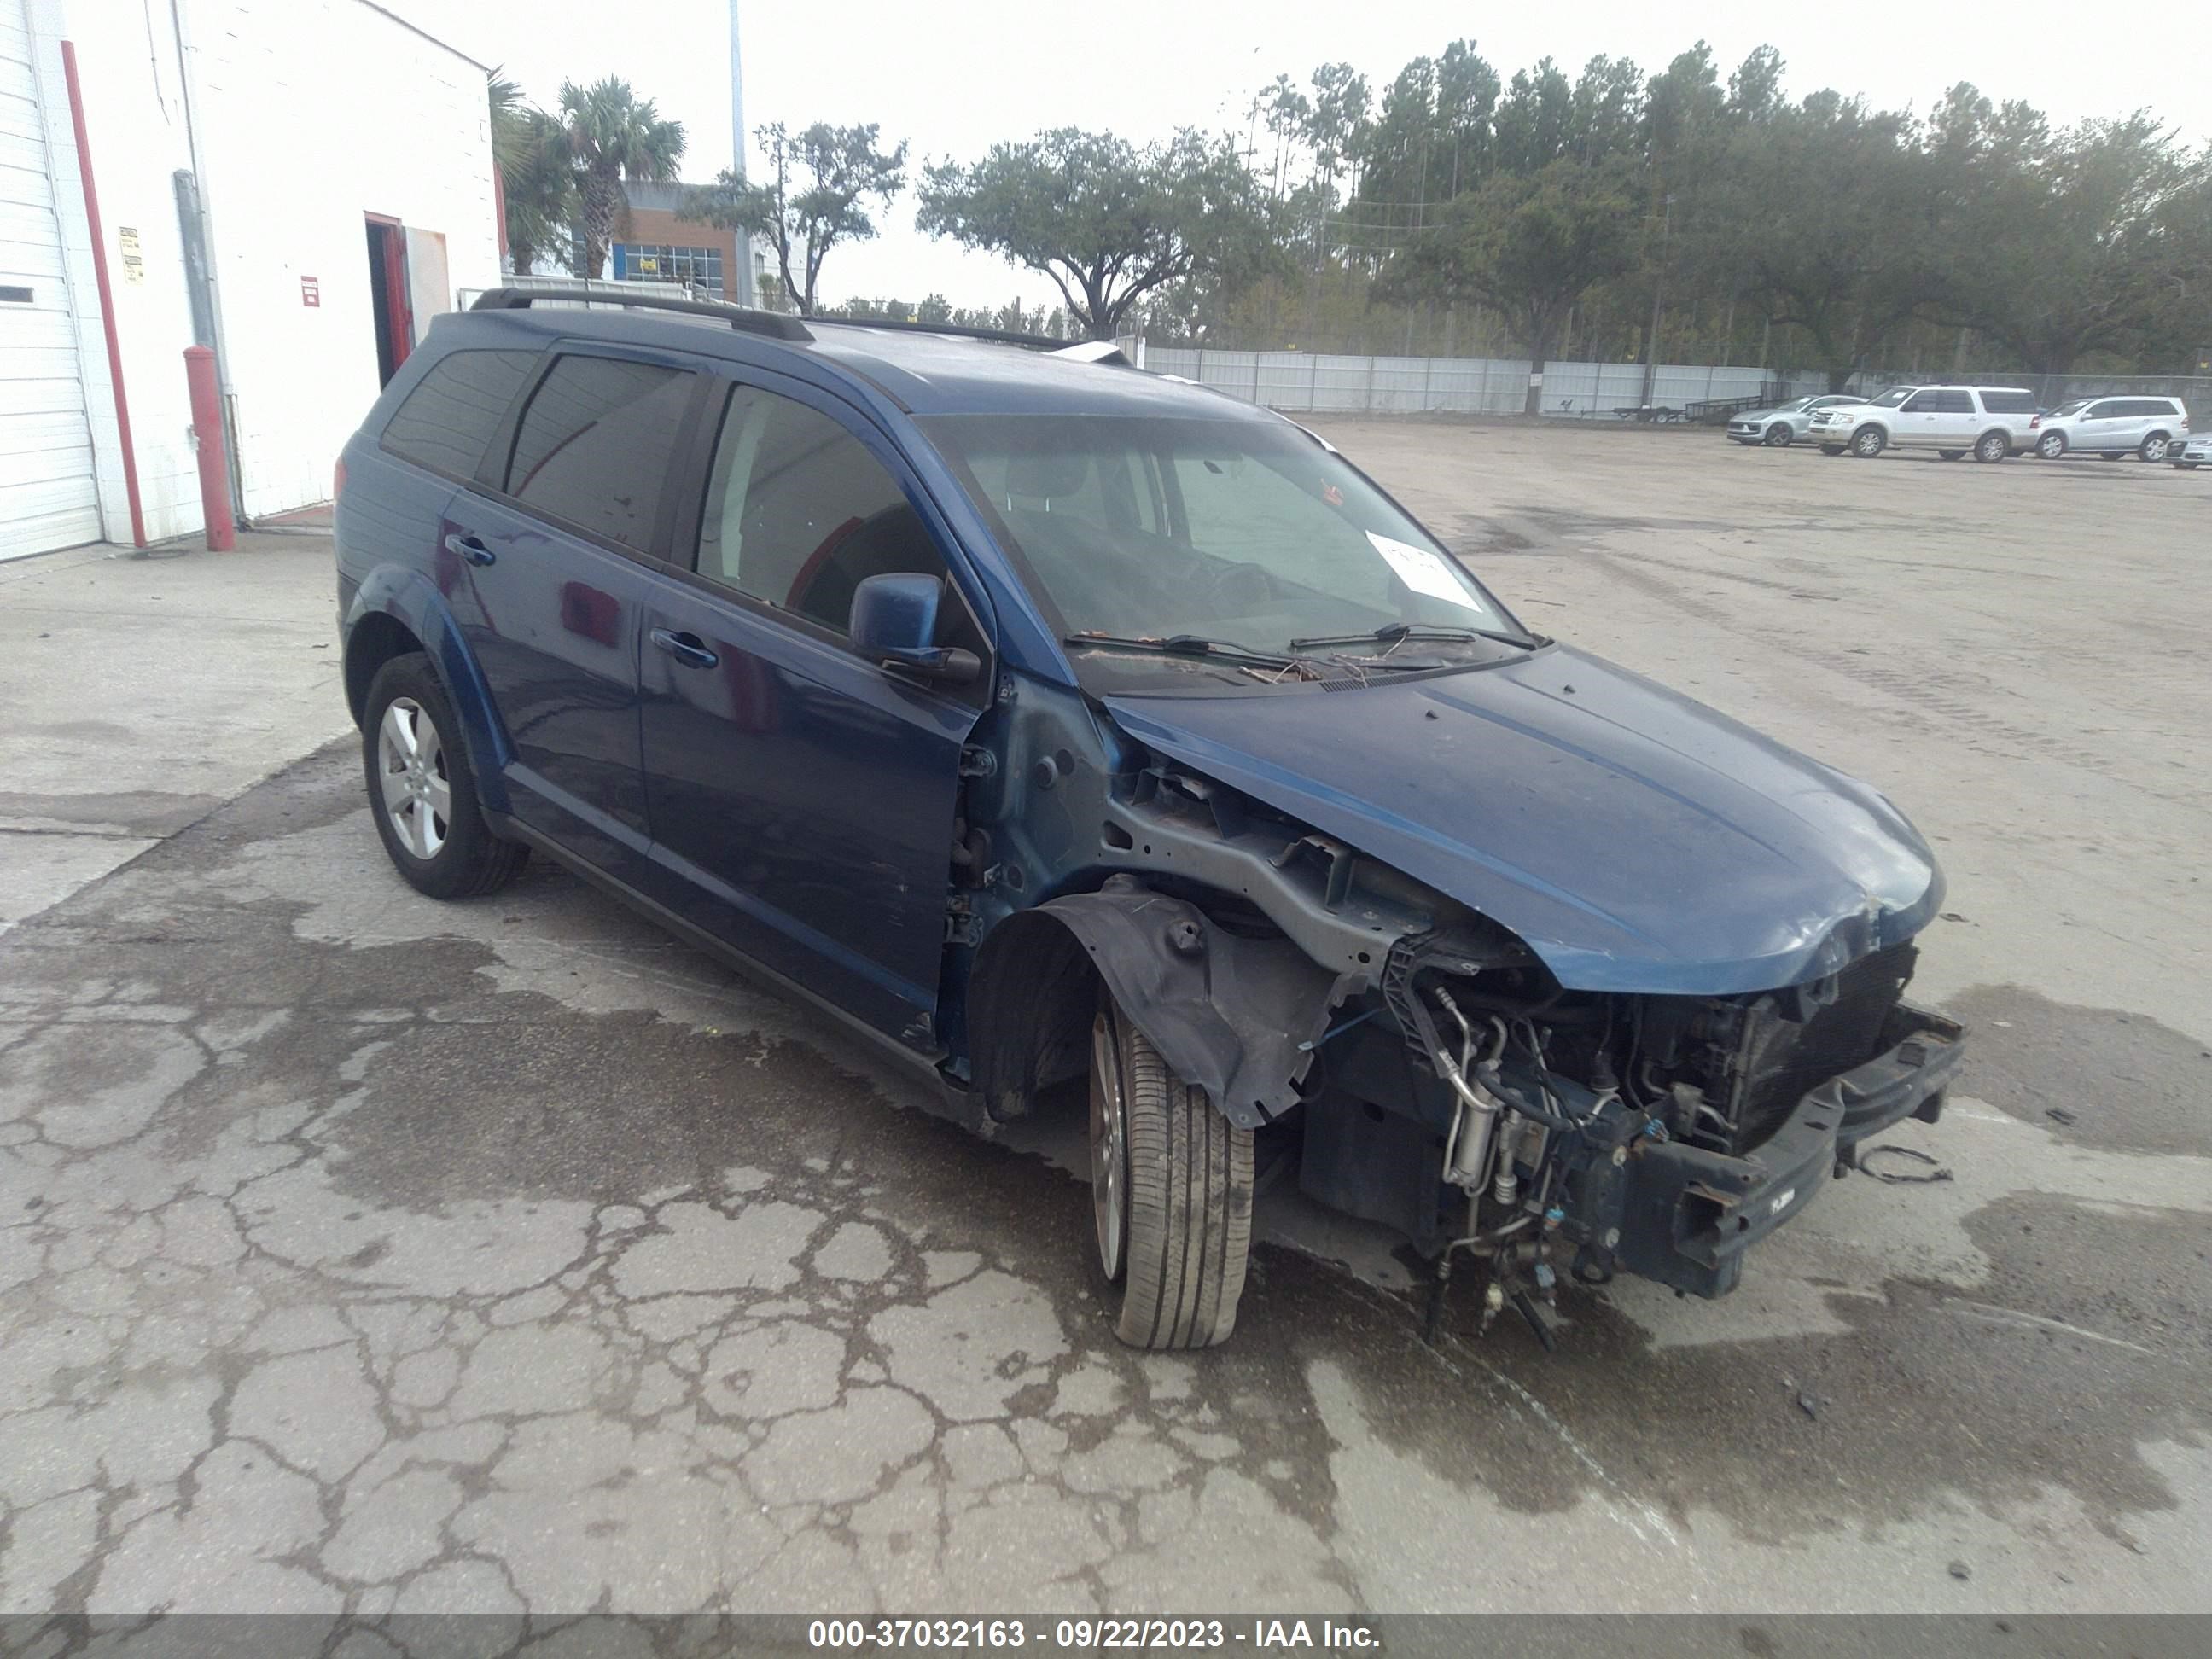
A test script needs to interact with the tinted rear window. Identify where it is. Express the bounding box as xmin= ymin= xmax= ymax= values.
xmin=505 ymin=355 xmax=696 ymax=552
xmin=380 ymin=349 xmax=538 ymax=477
xmin=1978 ymin=391 xmax=2037 ymax=414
